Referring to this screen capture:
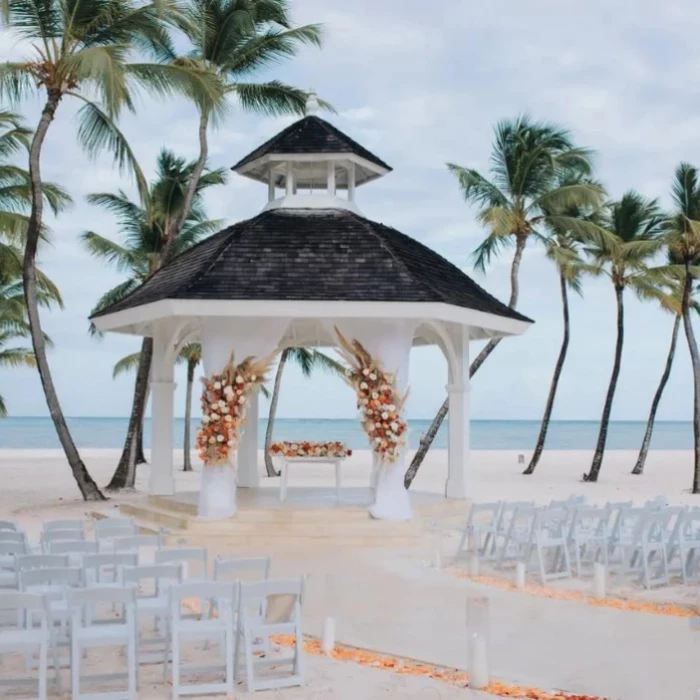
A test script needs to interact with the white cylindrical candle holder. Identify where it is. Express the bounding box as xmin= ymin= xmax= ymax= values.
xmin=467 ymin=551 xmax=480 ymax=578
xmin=593 ymin=562 xmax=606 ymax=600
xmin=469 ymin=633 xmax=490 ymax=688
xmin=515 ymin=561 xmax=526 ymax=589
xmin=694 ymin=688 xmax=700 ymax=700
xmin=321 ymin=616 xmax=336 ymax=654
